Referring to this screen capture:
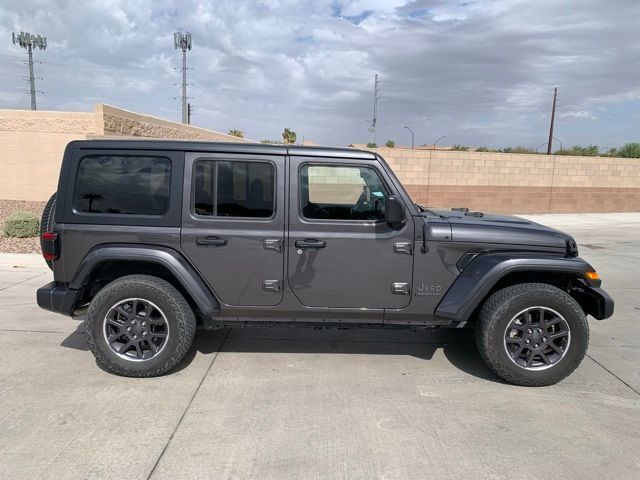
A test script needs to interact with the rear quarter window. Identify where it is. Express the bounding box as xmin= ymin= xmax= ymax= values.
xmin=74 ymin=156 xmax=171 ymax=215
